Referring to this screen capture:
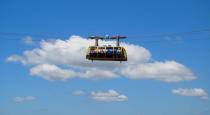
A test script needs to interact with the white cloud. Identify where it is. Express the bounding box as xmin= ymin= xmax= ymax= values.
xmin=71 ymin=90 xmax=86 ymax=95
xmin=165 ymin=37 xmax=184 ymax=43
xmin=22 ymin=36 xmax=35 ymax=45
xmin=13 ymin=96 xmax=36 ymax=103
xmin=30 ymin=64 xmax=76 ymax=81
xmin=6 ymin=36 xmax=196 ymax=82
xmin=91 ymin=89 xmax=128 ymax=102
xmin=6 ymin=54 xmax=26 ymax=64
xmin=79 ymin=68 xmax=119 ymax=80
xmin=172 ymin=88 xmax=209 ymax=100
xmin=121 ymin=61 xmax=196 ymax=82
